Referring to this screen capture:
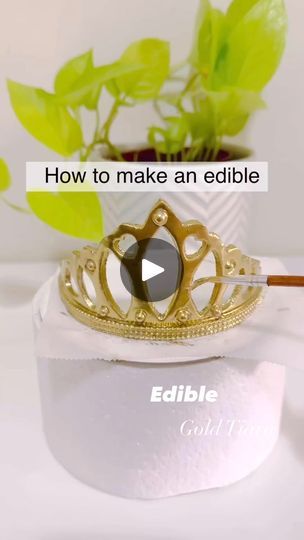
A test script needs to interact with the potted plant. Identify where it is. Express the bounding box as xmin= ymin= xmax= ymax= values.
xmin=7 ymin=0 xmax=287 ymax=246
